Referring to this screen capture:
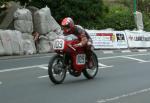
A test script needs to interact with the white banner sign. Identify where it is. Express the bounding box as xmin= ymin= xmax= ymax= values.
xmin=87 ymin=30 xmax=128 ymax=49
xmin=125 ymin=30 xmax=150 ymax=48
